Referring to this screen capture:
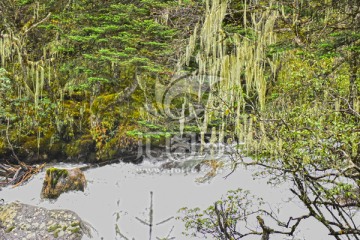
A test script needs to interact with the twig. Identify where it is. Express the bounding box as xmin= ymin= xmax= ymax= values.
xmin=6 ymin=117 xmax=23 ymax=166
xmin=156 ymin=217 xmax=174 ymax=226
xmin=149 ymin=191 xmax=153 ymax=240
xmin=22 ymin=13 xmax=52 ymax=35
xmin=12 ymin=163 xmax=45 ymax=188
